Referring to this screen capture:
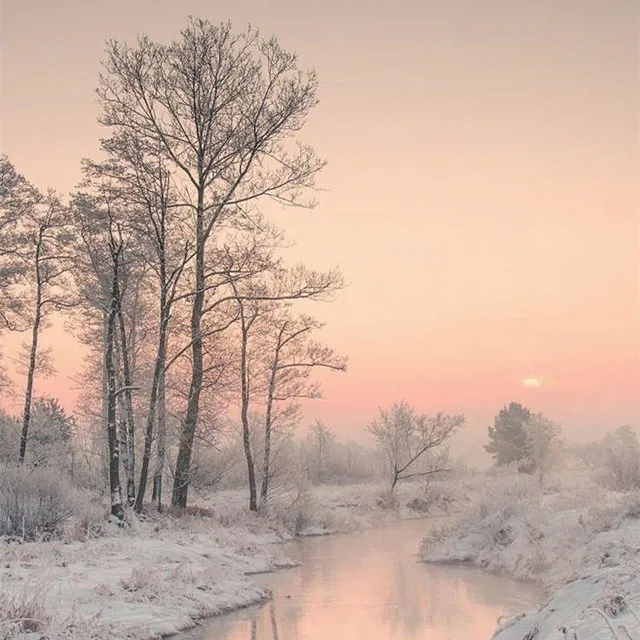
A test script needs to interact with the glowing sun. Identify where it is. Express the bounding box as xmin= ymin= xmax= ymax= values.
xmin=523 ymin=377 xmax=542 ymax=388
